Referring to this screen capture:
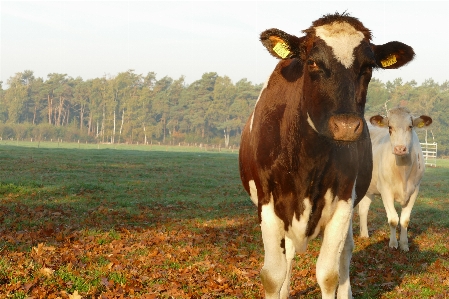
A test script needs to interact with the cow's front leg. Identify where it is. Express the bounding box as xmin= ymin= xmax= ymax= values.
xmin=338 ymin=219 xmax=354 ymax=299
xmin=399 ymin=187 xmax=419 ymax=252
xmin=380 ymin=191 xmax=399 ymax=249
xmin=317 ymin=199 xmax=353 ymax=299
xmin=260 ymin=197 xmax=290 ymax=299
